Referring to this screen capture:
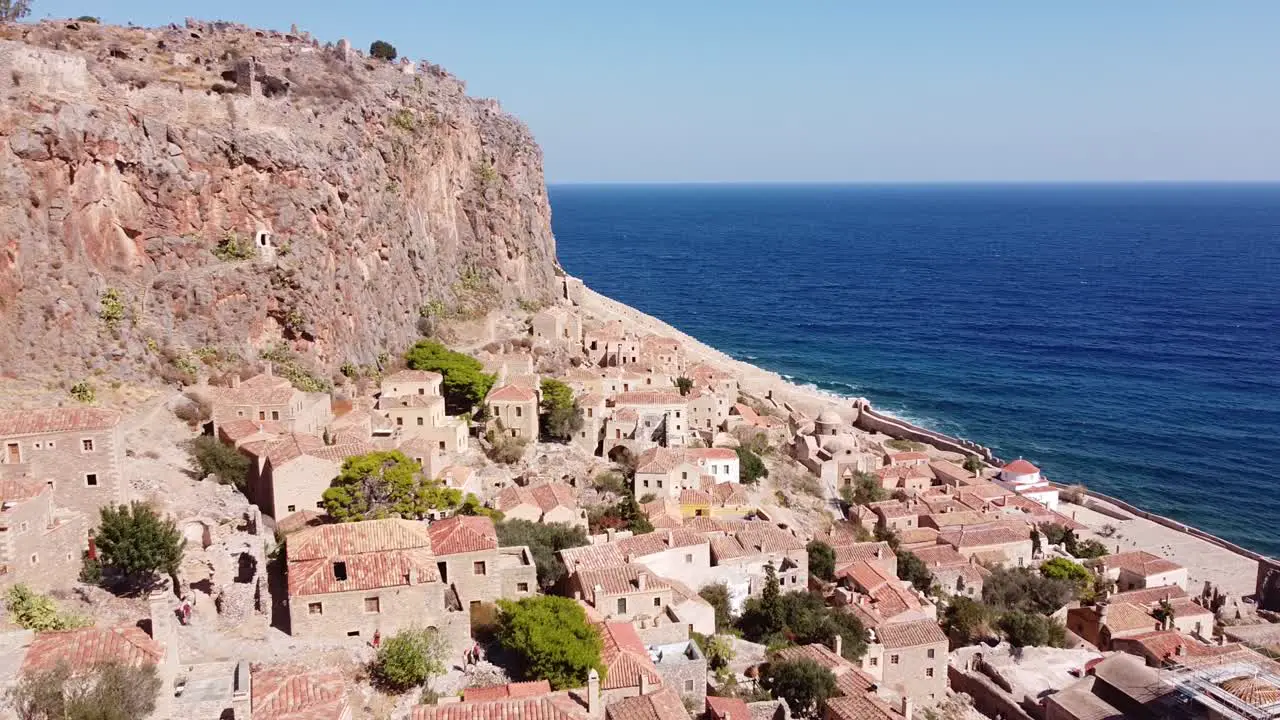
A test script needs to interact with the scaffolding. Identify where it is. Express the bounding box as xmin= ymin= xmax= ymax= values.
xmin=1163 ymin=656 xmax=1280 ymax=720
